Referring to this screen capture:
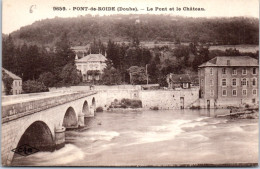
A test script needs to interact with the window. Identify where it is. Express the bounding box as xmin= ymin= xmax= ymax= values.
xmin=242 ymin=89 xmax=247 ymax=96
xmin=210 ymin=90 xmax=214 ymax=96
xmin=210 ymin=79 xmax=214 ymax=86
xmin=88 ymin=75 xmax=92 ymax=80
xmin=222 ymin=68 xmax=226 ymax=74
xmin=183 ymin=83 xmax=189 ymax=88
xmin=222 ymin=89 xmax=227 ymax=96
xmin=253 ymin=89 xmax=257 ymax=95
xmin=242 ymin=78 xmax=247 ymax=86
xmin=222 ymin=79 xmax=227 ymax=86
xmin=232 ymin=89 xmax=237 ymax=96
xmin=232 ymin=79 xmax=236 ymax=86
xmin=210 ymin=68 xmax=213 ymax=75
xmin=232 ymin=68 xmax=237 ymax=75
xmin=252 ymin=78 xmax=257 ymax=86
xmin=253 ymin=68 xmax=257 ymax=75
xmin=227 ymin=60 xmax=230 ymax=65
xmin=242 ymin=68 xmax=247 ymax=75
